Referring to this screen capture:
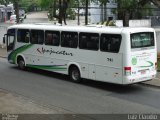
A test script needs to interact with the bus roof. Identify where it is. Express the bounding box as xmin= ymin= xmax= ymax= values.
xmin=8 ymin=23 xmax=155 ymax=34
